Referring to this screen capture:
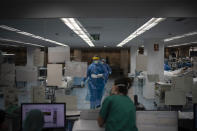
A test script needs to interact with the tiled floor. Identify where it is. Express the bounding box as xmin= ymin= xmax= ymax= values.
xmin=132 ymin=78 xmax=156 ymax=110
xmin=64 ymin=75 xmax=156 ymax=110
